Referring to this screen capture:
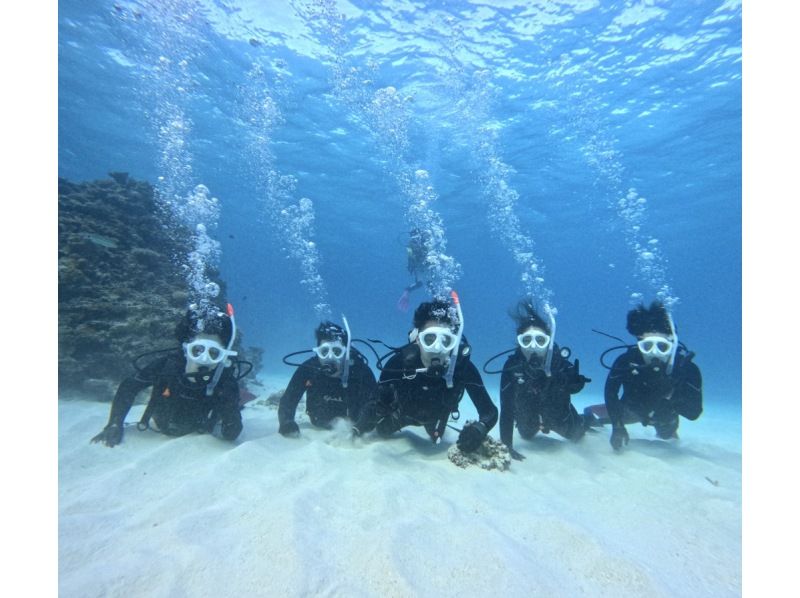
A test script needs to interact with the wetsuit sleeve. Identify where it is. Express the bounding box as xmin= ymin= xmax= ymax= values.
xmin=604 ymin=353 xmax=628 ymax=427
xmin=216 ymin=374 xmax=243 ymax=441
xmin=354 ymin=354 xmax=400 ymax=434
xmin=498 ymin=360 xmax=517 ymax=448
xmin=278 ymin=363 xmax=311 ymax=427
xmin=376 ymin=352 xmax=406 ymax=403
xmin=462 ymin=360 xmax=499 ymax=432
xmin=348 ymin=359 xmax=378 ymax=421
xmin=672 ymin=361 xmax=703 ymax=420
xmin=562 ymin=359 xmax=588 ymax=395
xmin=107 ymin=357 xmax=166 ymax=427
